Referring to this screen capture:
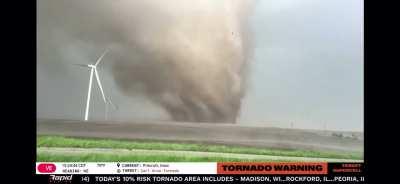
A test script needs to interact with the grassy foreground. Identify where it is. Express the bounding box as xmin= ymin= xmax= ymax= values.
xmin=37 ymin=152 xmax=291 ymax=162
xmin=37 ymin=135 xmax=362 ymax=162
